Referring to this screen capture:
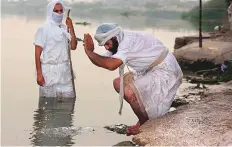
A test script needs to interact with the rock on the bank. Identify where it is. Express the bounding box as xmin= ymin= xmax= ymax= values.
xmin=173 ymin=40 xmax=232 ymax=71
